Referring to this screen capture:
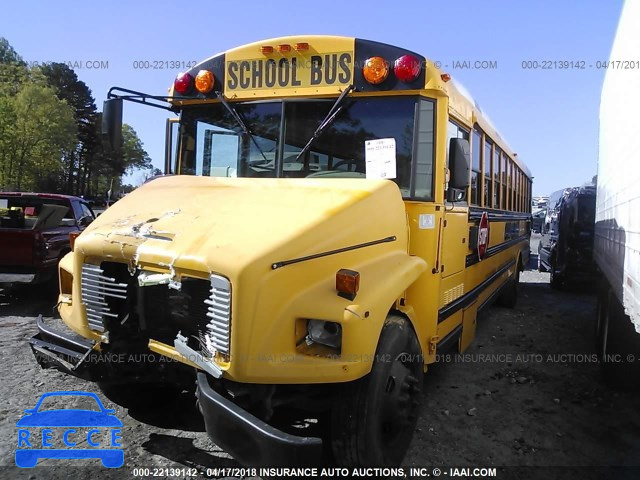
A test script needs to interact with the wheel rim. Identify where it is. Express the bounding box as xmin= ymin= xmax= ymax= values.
xmin=379 ymin=352 xmax=422 ymax=445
